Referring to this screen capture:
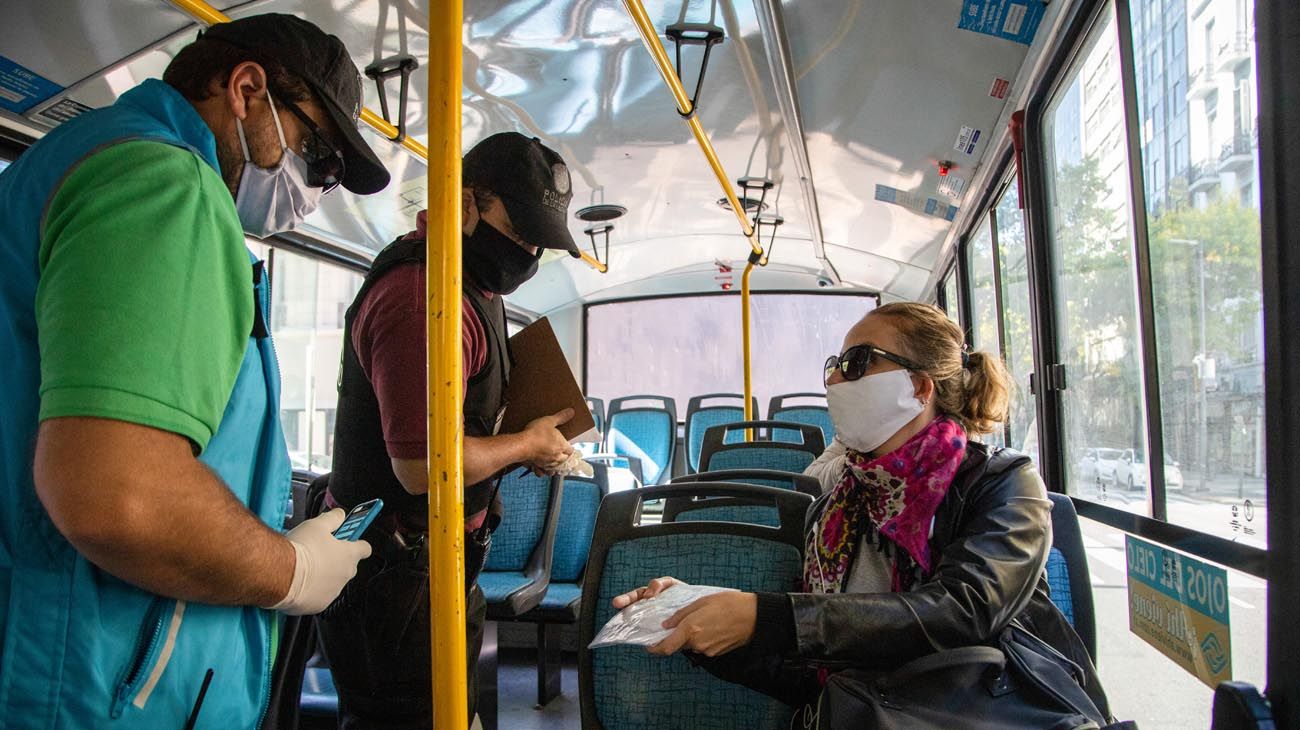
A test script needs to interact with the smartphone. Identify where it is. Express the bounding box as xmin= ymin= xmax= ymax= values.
xmin=332 ymin=498 xmax=384 ymax=541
